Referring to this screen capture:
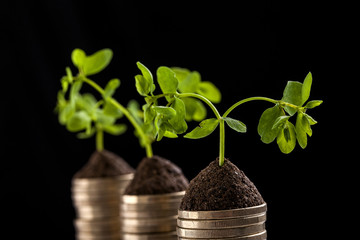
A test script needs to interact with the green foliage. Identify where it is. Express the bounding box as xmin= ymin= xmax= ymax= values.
xmin=258 ymin=72 xmax=322 ymax=153
xmin=223 ymin=117 xmax=247 ymax=133
xmin=71 ymin=48 xmax=113 ymax=76
xmin=184 ymin=118 xmax=219 ymax=139
xmin=134 ymin=62 xmax=222 ymax=142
